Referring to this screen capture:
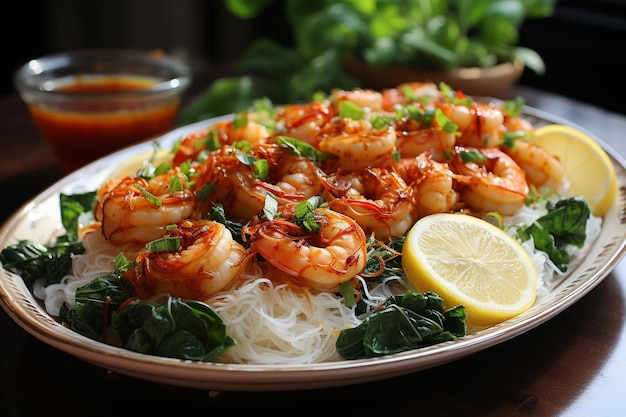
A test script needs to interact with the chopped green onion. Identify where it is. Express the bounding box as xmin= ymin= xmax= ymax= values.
xmin=371 ymin=114 xmax=394 ymax=130
xmin=502 ymin=130 xmax=531 ymax=148
xmin=339 ymin=101 xmax=364 ymax=120
xmin=169 ymin=174 xmax=184 ymax=193
xmin=134 ymin=185 xmax=162 ymax=207
xmin=434 ymin=108 xmax=458 ymax=133
xmin=145 ymin=236 xmax=181 ymax=252
xmin=458 ymin=149 xmax=485 ymax=164
xmin=504 ymin=96 xmax=525 ymax=117
xmin=233 ymin=112 xmax=248 ymax=129
xmin=253 ymin=159 xmax=269 ymax=180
